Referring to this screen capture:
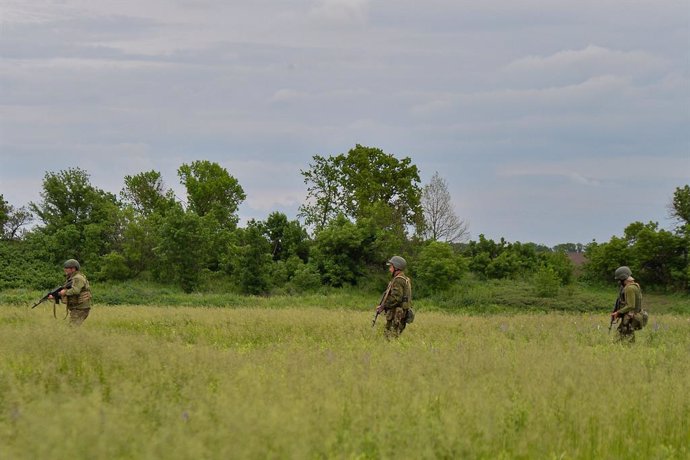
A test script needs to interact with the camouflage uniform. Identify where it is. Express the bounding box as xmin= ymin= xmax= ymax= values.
xmin=615 ymin=282 xmax=643 ymax=343
xmin=64 ymin=271 xmax=92 ymax=326
xmin=382 ymin=273 xmax=412 ymax=339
